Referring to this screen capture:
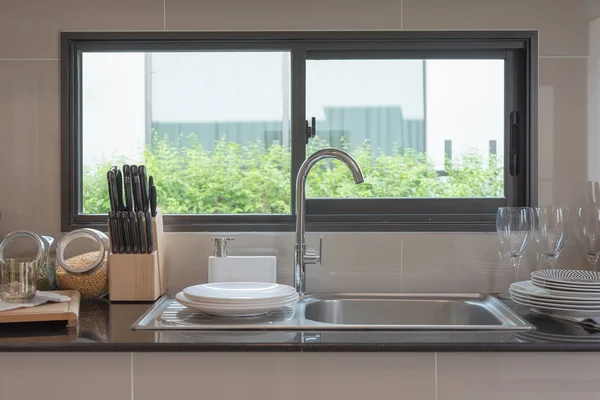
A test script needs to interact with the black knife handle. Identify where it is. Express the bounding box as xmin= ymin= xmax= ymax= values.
xmin=107 ymin=171 xmax=116 ymax=212
xmin=138 ymin=211 xmax=148 ymax=254
xmin=122 ymin=212 xmax=132 ymax=254
xmin=146 ymin=210 xmax=154 ymax=253
xmin=116 ymin=169 xmax=124 ymax=211
xmin=124 ymin=176 xmax=133 ymax=212
xmin=108 ymin=211 xmax=116 ymax=253
xmin=133 ymin=175 xmax=143 ymax=212
xmin=115 ymin=211 xmax=126 ymax=254
xmin=130 ymin=211 xmax=140 ymax=254
xmin=150 ymin=185 xmax=157 ymax=217
xmin=139 ymin=165 xmax=148 ymax=212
